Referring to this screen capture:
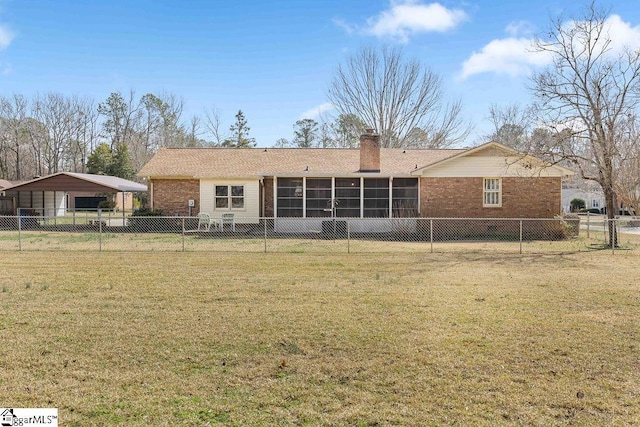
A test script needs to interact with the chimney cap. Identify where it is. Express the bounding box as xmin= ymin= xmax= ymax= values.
xmin=364 ymin=128 xmax=376 ymax=135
